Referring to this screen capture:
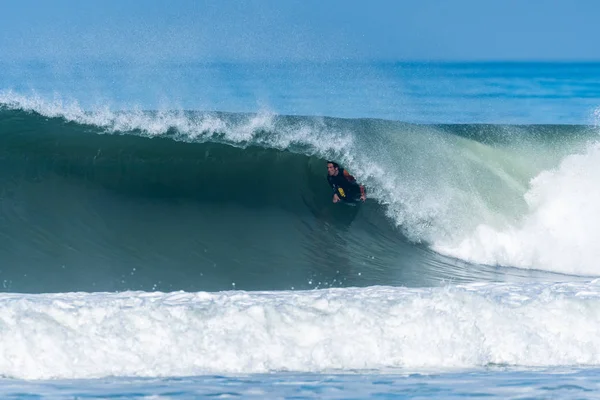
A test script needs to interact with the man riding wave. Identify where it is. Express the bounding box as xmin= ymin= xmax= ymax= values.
xmin=326 ymin=161 xmax=366 ymax=203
